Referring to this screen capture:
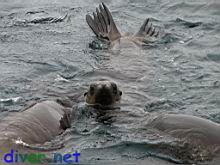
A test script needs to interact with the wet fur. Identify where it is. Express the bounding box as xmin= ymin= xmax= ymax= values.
xmin=0 ymin=100 xmax=71 ymax=146
xmin=84 ymin=79 xmax=122 ymax=107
